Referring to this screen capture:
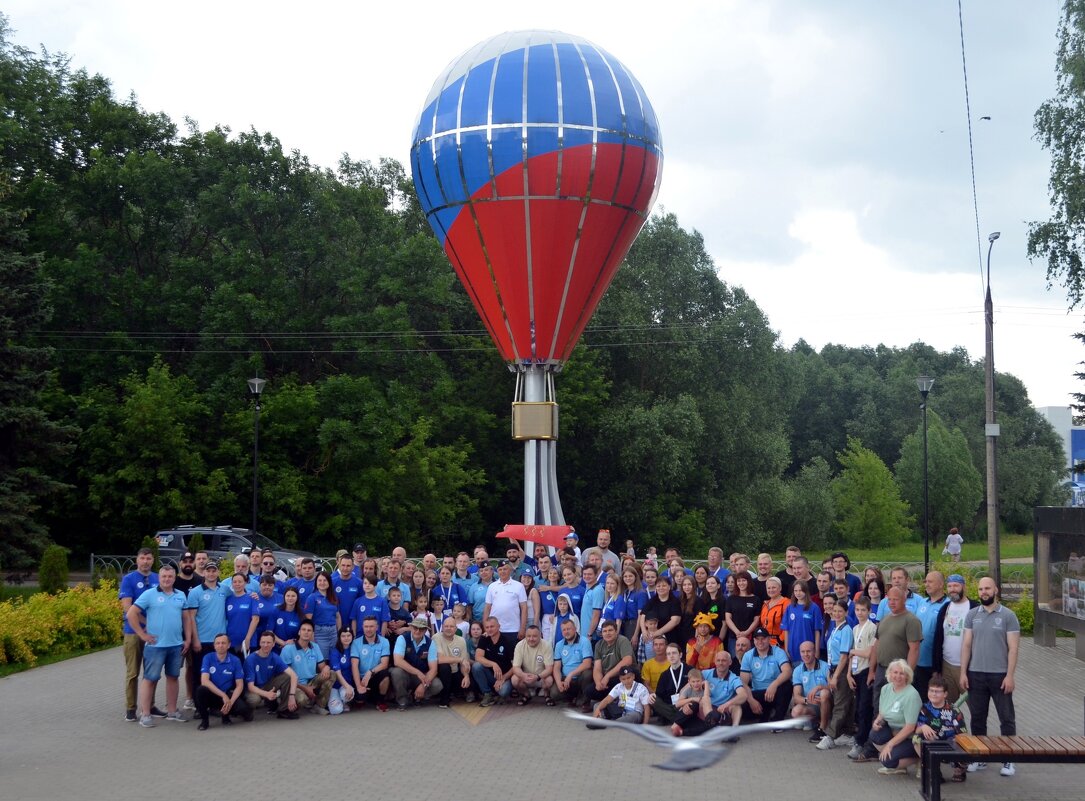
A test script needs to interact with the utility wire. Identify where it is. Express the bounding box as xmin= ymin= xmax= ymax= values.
xmin=958 ymin=0 xmax=986 ymax=296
